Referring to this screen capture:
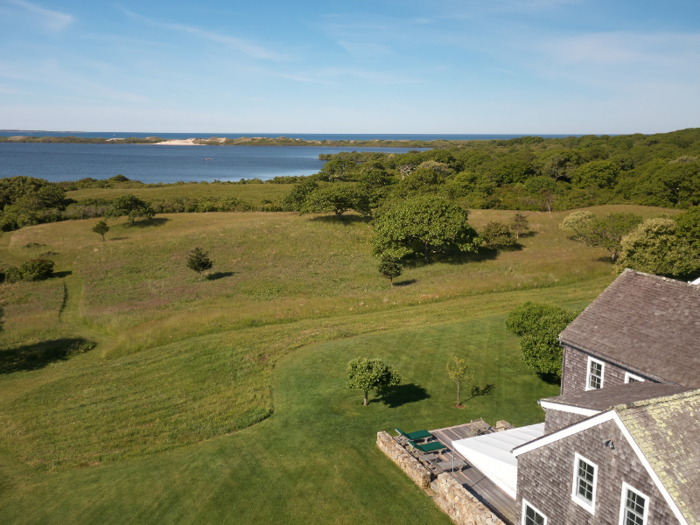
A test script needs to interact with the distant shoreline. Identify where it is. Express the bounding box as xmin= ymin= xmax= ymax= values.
xmin=0 ymin=135 xmax=493 ymax=148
